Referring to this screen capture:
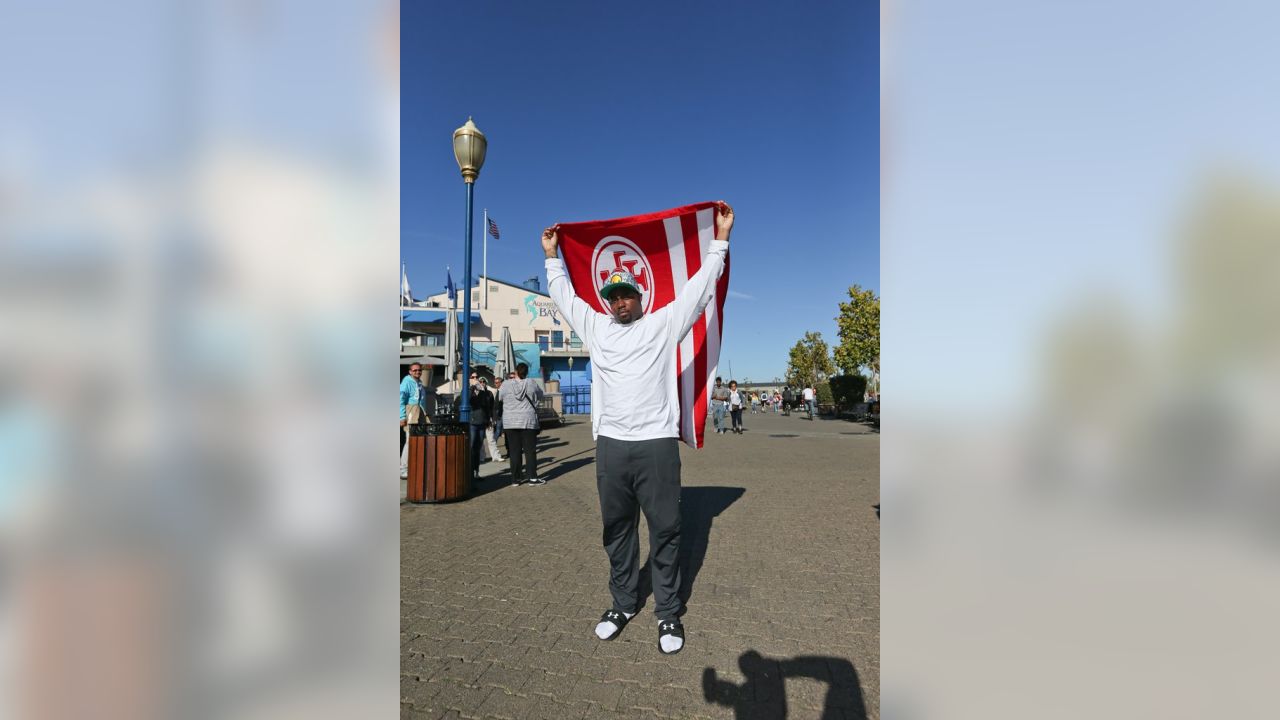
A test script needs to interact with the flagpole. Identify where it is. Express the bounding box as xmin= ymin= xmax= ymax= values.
xmin=447 ymin=265 xmax=456 ymax=395
xmin=482 ymin=208 xmax=488 ymax=309
xmin=452 ymin=289 xmax=458 ymax=395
